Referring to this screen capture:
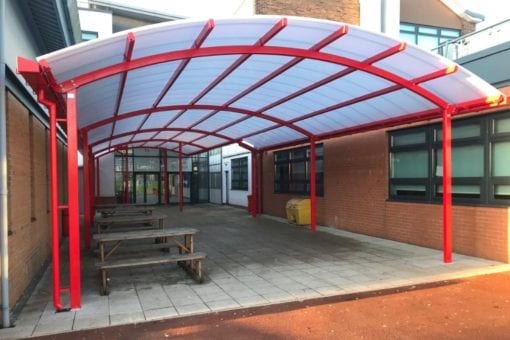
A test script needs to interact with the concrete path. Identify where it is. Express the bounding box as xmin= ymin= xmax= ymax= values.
xmin=2 ymin=204 xmax=509 ymax=339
